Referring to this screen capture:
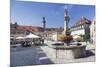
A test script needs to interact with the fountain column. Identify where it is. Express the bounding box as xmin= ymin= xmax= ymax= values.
xmin=63 ymin=9 xmax=70 ymax=35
